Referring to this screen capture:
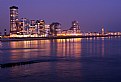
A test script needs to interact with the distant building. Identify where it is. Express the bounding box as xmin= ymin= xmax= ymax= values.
xmin=39 ymin=20 xmax=45 ymax=35
xmin=9 ymin=6 xmax=86 ymax=38
xmin=70 ymin=21 xmax=80 ymax=33
xmin=10 ymin=6 xmax=19 ymax=34
xmin=45 ymin=25 xmax=50 ymax=36
xmin=35 ymin=20 xmax=41 ymax=34
xmin=30 ymin=20 xmax=36 ymax=26
xmin=4 ymin=29 xmax=7 ymax=35
xmin=29 ymin=20 xmax=36 ymax=34
xmin=102 ymin=26 xmax=105 ymax=35
xmin=40 ymin=20 xmax=45 ymax=28
xmin=50 ymin=22 xmax=61 ymax=36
